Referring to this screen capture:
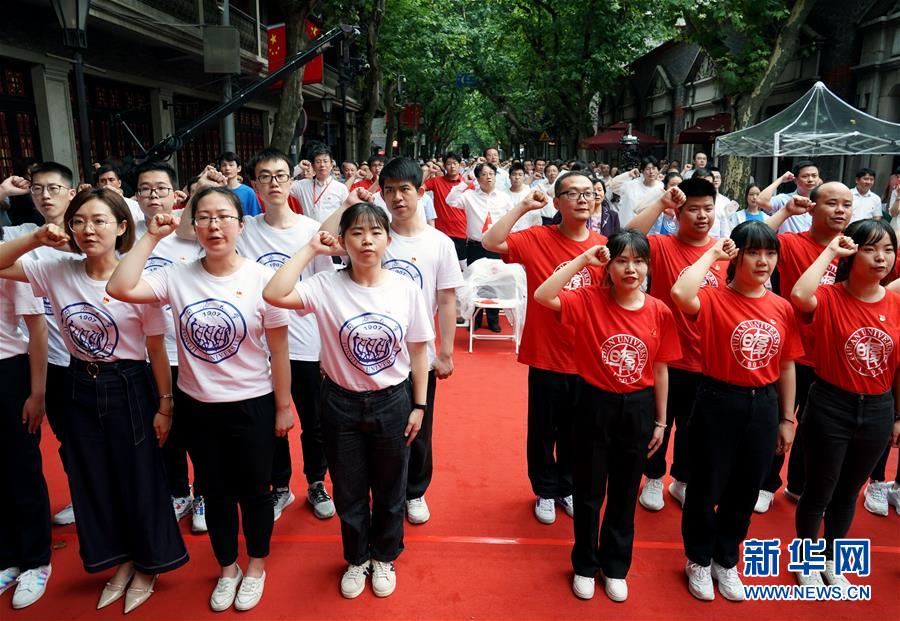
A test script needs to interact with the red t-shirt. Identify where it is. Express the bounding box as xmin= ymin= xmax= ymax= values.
xmin=503 ymin=226 xmax=607 ymax=373
xmin=559 ymin=286 xmax=682 ymax=392
xmin=424 ymin=175 xmax=468 ymax=239
xmin=692 ymin=286 xmax=804 ymax=387
xmin=776 ymin=232 xmax=838 ymax=367
xmin=805 ymin=285 xmax=900 ymax=394
xmin=648 ymin=235 xmax=729 ymax=373
xmin=349 ymin=179 xmax=374 ymax=192
xmin=253 ymin=192 xmax=303 ymax=215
